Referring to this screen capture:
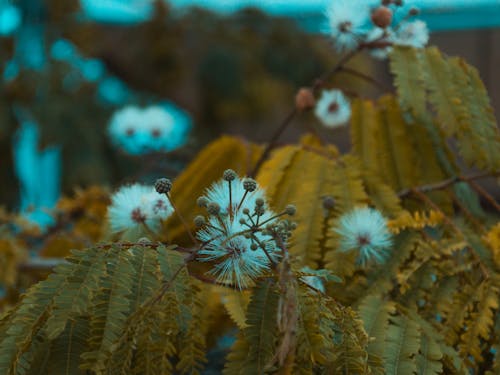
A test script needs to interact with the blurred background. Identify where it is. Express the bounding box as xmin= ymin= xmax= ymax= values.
xmin=0 ymin=0 xmax=499 ymax=227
